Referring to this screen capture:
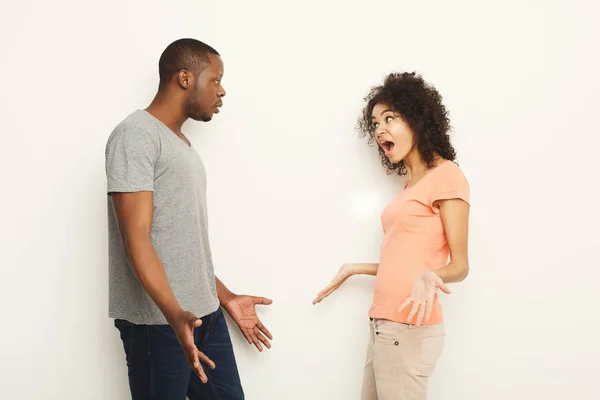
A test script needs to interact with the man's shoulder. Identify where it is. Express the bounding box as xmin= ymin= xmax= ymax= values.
xmin=107 ymin=110 xmax=161 ymax=147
